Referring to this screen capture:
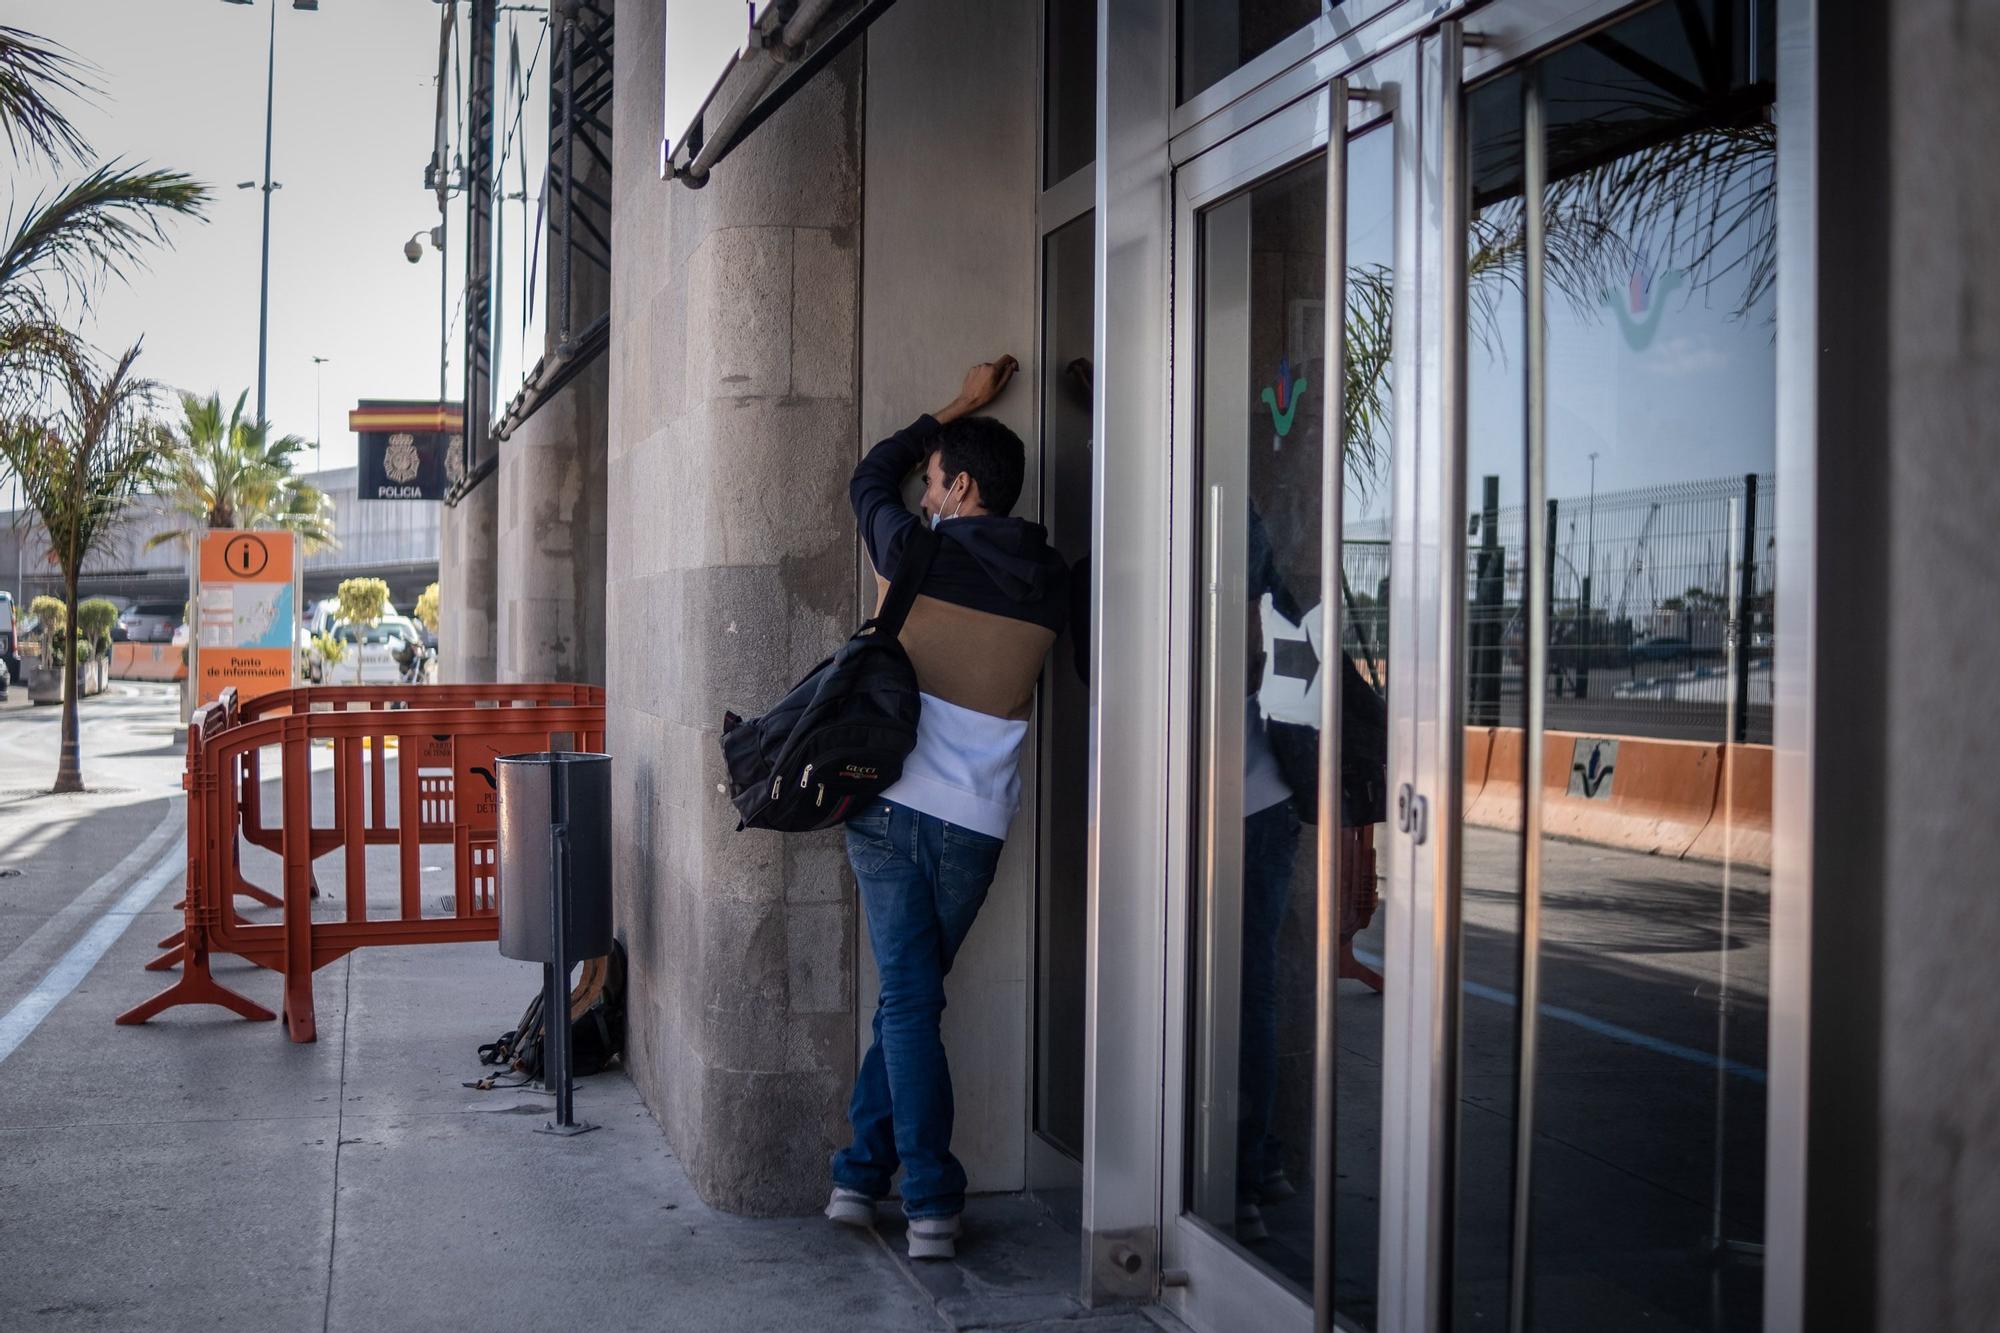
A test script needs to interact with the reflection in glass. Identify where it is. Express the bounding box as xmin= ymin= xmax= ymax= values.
xmin=1178 ymin=0 xmax=1324 ymax=104
xmin=1453 ymin=71 xmax=1530 ymax=1328
xmin=1185 ymin=137 xmax=1393 ymax=1317
xmin=1043 ymin=0 xmax=1096 ymax=186
xmin=1036 ymin=212 xmax=1094 ymax=1161
xmin=1454 ymin=1 xmax=1777 ymax=1327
